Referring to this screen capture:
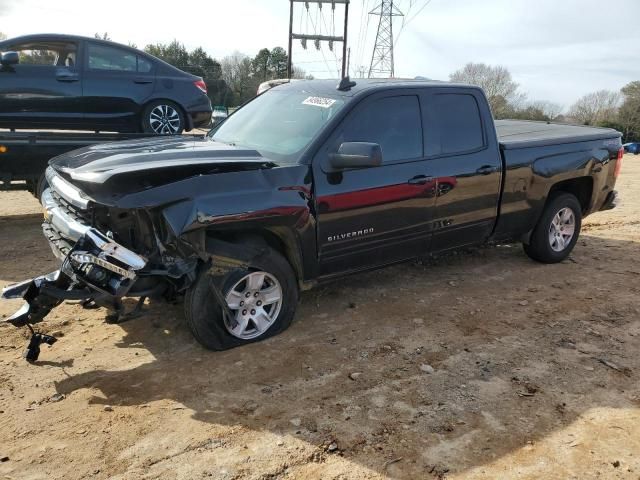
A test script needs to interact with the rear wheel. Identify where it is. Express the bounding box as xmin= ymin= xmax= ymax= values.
xmin=185 ymin=245 xmax=298 ymax=350
xmin=523 ymin=193 xmax=582 ymax=263
xmin=142 ymin=100 xmax=184 ymax=135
